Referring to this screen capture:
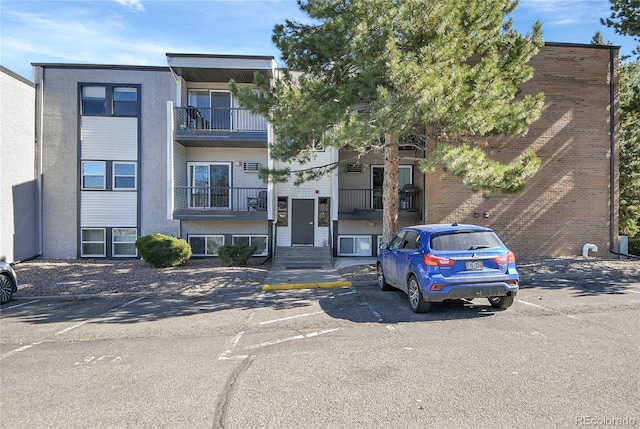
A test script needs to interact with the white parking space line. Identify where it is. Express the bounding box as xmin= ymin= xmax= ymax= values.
xmin=0 ymin=342 xmax=42 ymax=361
xmin=219 ymin=331 xmax=249 ymax=361
xmin=517 ymin=299 xmax=553 ymax=311
xmin=55 ymin=297 xmax=146 ymax=337
xmin=248 ymin=328 xmax=339 ymax=350
xmin=517 ymin=299 xmax=578 ymax=320
xmin=256 ymin=311 xmax=324 ymax=326
xmin=3 ymin=300 xmax=40 ymax=310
